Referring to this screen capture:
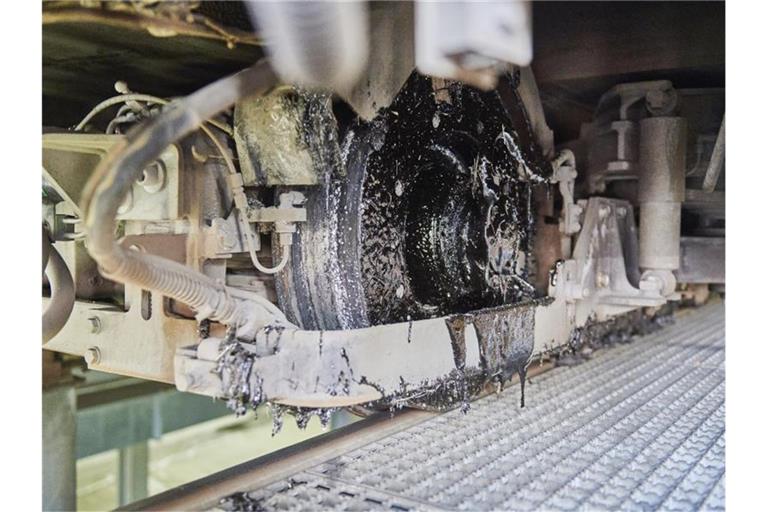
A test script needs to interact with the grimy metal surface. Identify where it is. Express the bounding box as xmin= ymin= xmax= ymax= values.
xmin=131 ymin=302 xmax=725 ymax=511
